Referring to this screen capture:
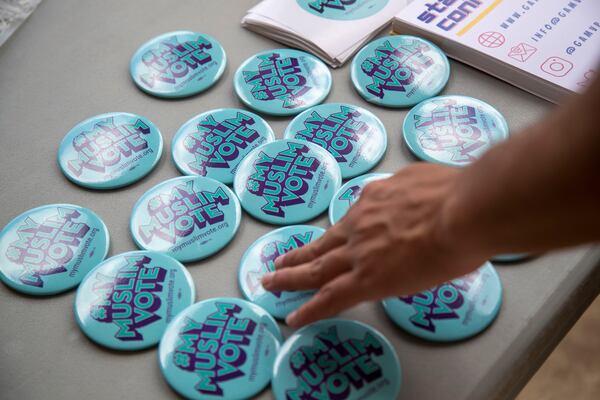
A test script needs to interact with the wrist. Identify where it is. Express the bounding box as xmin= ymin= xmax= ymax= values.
xmin=433 ymin=169 xmax=493 ymax=269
